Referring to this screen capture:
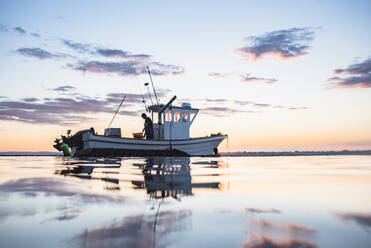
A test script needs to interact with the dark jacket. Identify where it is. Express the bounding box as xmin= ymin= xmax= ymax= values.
xmin=144 ymin=117 xmax=153 ymax=128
